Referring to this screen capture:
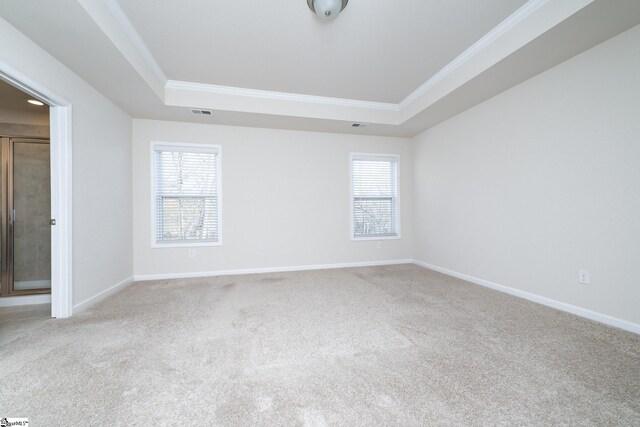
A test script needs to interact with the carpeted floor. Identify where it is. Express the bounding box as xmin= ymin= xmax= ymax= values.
xmin=0 ymin=264 xmax=639 ymax=425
